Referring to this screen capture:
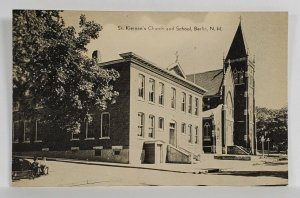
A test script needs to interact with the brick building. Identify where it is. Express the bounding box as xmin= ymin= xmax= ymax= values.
xmin=13 ymin=52 xmax=206 ymax=164
xmin=12 ymin=22 xmax=256 ymax=164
